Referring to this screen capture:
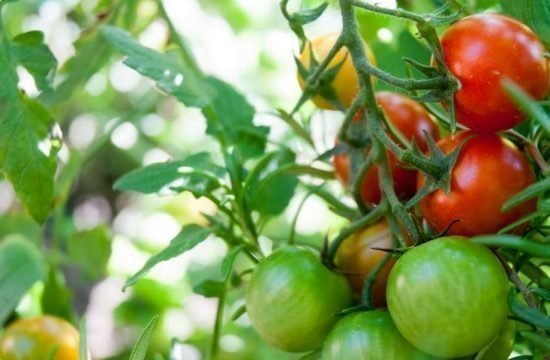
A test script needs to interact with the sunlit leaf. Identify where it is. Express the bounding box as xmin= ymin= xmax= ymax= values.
xmin=129 ymin=315 xmax=159 ymax=360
